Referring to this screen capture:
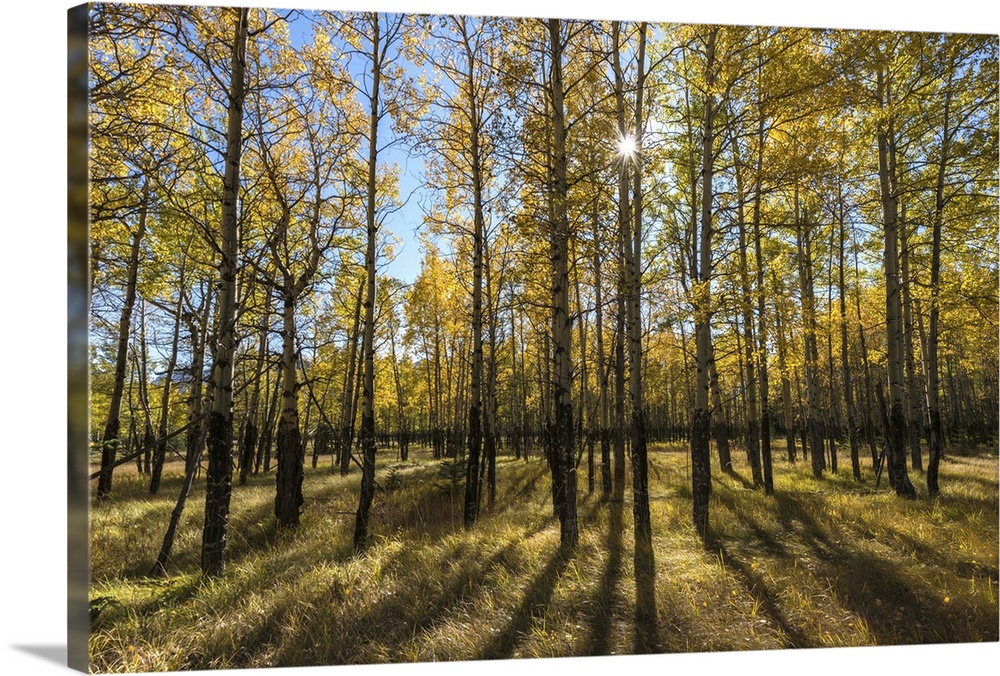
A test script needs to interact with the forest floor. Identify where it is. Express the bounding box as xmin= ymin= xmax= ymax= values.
xmin=88 ymin=442 xmax=999 ymax=672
